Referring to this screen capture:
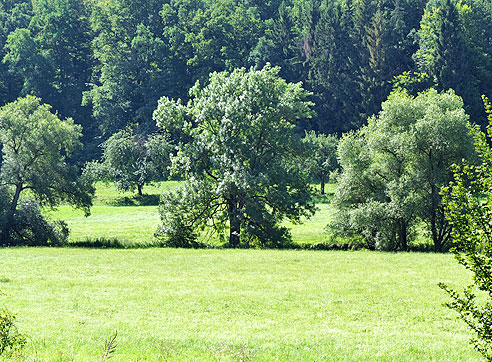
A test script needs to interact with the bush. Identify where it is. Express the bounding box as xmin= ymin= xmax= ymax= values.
xmin=0 ymin=198 xmax=69 ymax=247
xmin=439 ymin=96 xmax=492 ymax=360
xmin=0 ymin=307 xmax=26 ymax=357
